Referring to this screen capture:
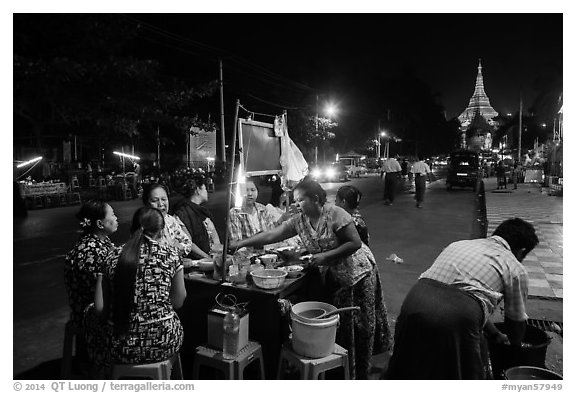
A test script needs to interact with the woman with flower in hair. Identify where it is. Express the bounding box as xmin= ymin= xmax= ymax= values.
xmin=65 ymin=200 xmax=119 ymax=329
xmin=97 ymin=206 xmax=186 ymax=365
